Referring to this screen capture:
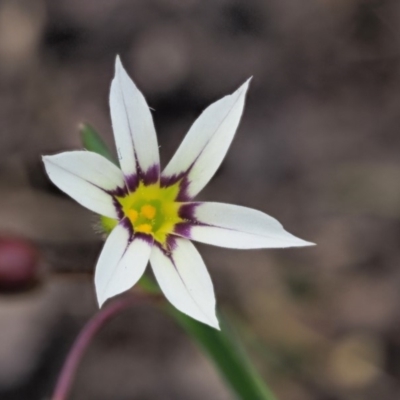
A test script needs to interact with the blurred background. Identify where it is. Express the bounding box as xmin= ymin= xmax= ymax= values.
xmin=1 ymin=0 xmax=400 ymax=399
